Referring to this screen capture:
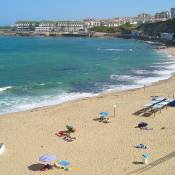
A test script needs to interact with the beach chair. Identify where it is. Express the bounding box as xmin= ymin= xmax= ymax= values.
xmin=143 ymin=97 xmax=166 ymax=108
xmin=141 ymin=97 xmax=166 ymax=116
xmin=134 ymin=97 xmax=166 ymax=116
xmin=146 ymin=99 xmax=174 ymax=116
xmin=152 ymin=99 xmax=174 ymax=112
